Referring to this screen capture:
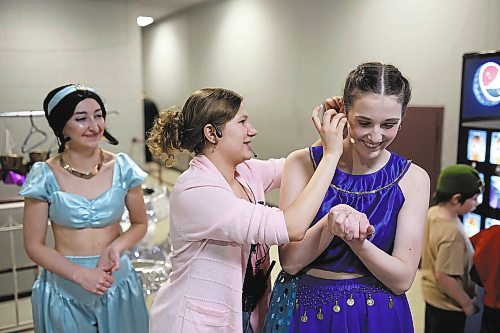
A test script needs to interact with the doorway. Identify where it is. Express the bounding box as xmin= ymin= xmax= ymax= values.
xmin=389 ymin=106 xmax=444 ymax=203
